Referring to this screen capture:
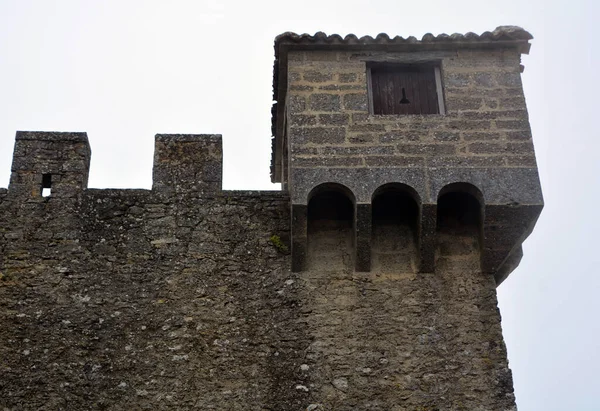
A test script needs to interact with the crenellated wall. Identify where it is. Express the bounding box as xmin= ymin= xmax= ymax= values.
xmin=0 ymin=27 xmax=542 ymax=411
xmin=0 ymin=131 xmax=519 ymax=410
xmin=9 ymin=131 xmax=91 ymax=200
xmin=0 ymin=132 xmax=300 ymax=409
xmin=153 ymin=134 xmax=223 ymax=193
